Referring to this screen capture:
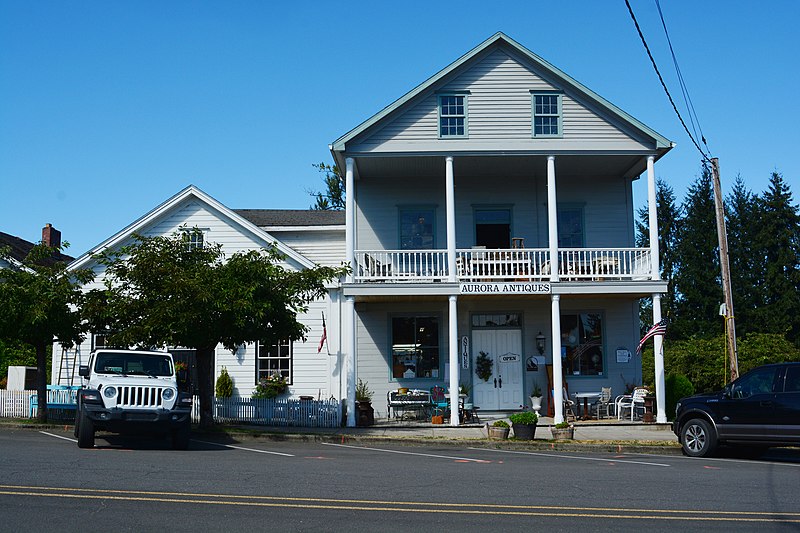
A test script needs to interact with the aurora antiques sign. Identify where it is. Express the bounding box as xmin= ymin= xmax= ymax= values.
xmin=460 ymin=282 xmax=551 ymax=295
